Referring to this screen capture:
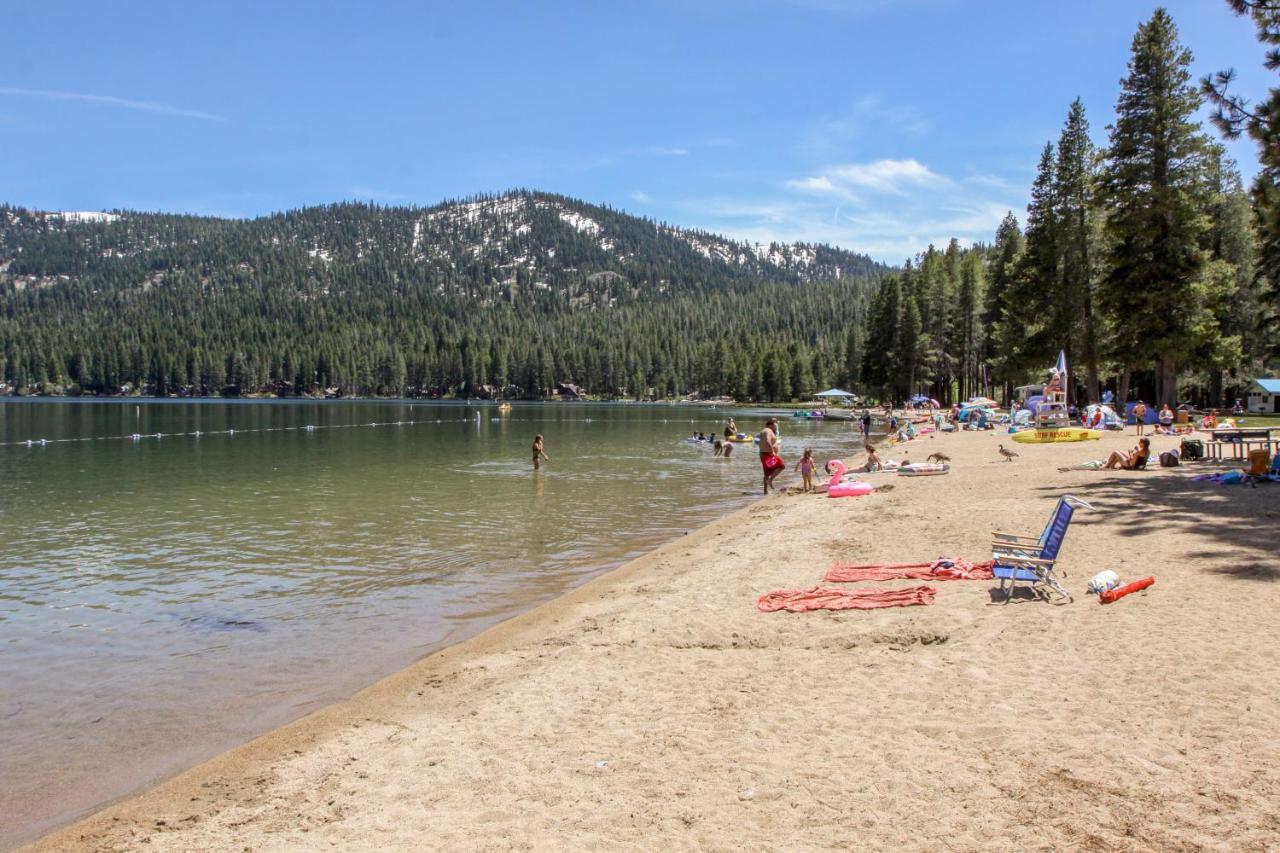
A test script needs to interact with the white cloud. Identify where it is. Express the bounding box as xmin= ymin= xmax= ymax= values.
xmin=630 ymin=190 xmax=653 ymax=203
xmin=789 ymin=158 xmax=947 ymax=200
xmin=0 ymin=86 xmax=226 ymax=121
xmin=678 ymin=157 xmax=1023 ymax=263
